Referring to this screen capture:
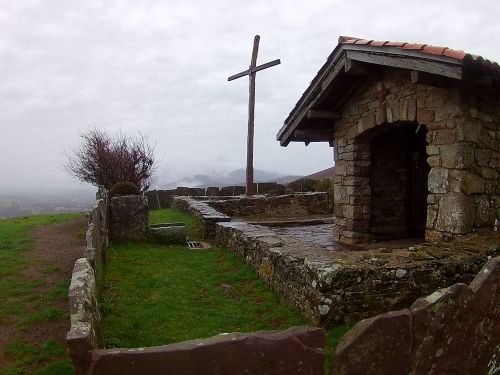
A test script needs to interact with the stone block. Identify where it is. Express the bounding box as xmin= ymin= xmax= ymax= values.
xmin=449 ymin=170 xmax=485 ymax=195
xmin=174 ymin=186 xmax=189 ymax=196
xmin=330 ymin=310 xmax=412 ymax=375
xmin=88 ymin=326 xmax=324 ymax=375
xmin=474 ymin=197 xmax=496 ymax=227
xmin=67 ymin=258 xmax=103 ymax=375
xmin=435 ymin=194 xmax=474 ymax=234
xmin=218 ymin=186 xmax=234 ymax=196
xmin=257 ymin=182 xmax=278 ymax=194
xmin=149 ymin=223 xmax=186 ymax=245
xmin=440 ymin=143 xmax=475 ymax=169
xmin=109 ymin=195 xmax=149 ymax=242
xmin=428 ymin=168 xmax=449 ymax=194
xmin=144 ymin=190 xmax=160 ymax=210
xmin=188 ymin=187 xmax=205 ymax=196
xmin=233 ymin=186 xmax=247 ymax=195
xmin=157 ymin=190 xmax=173 ymax=208
xmin=205 ymin=187 xmax=220 ymax=196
